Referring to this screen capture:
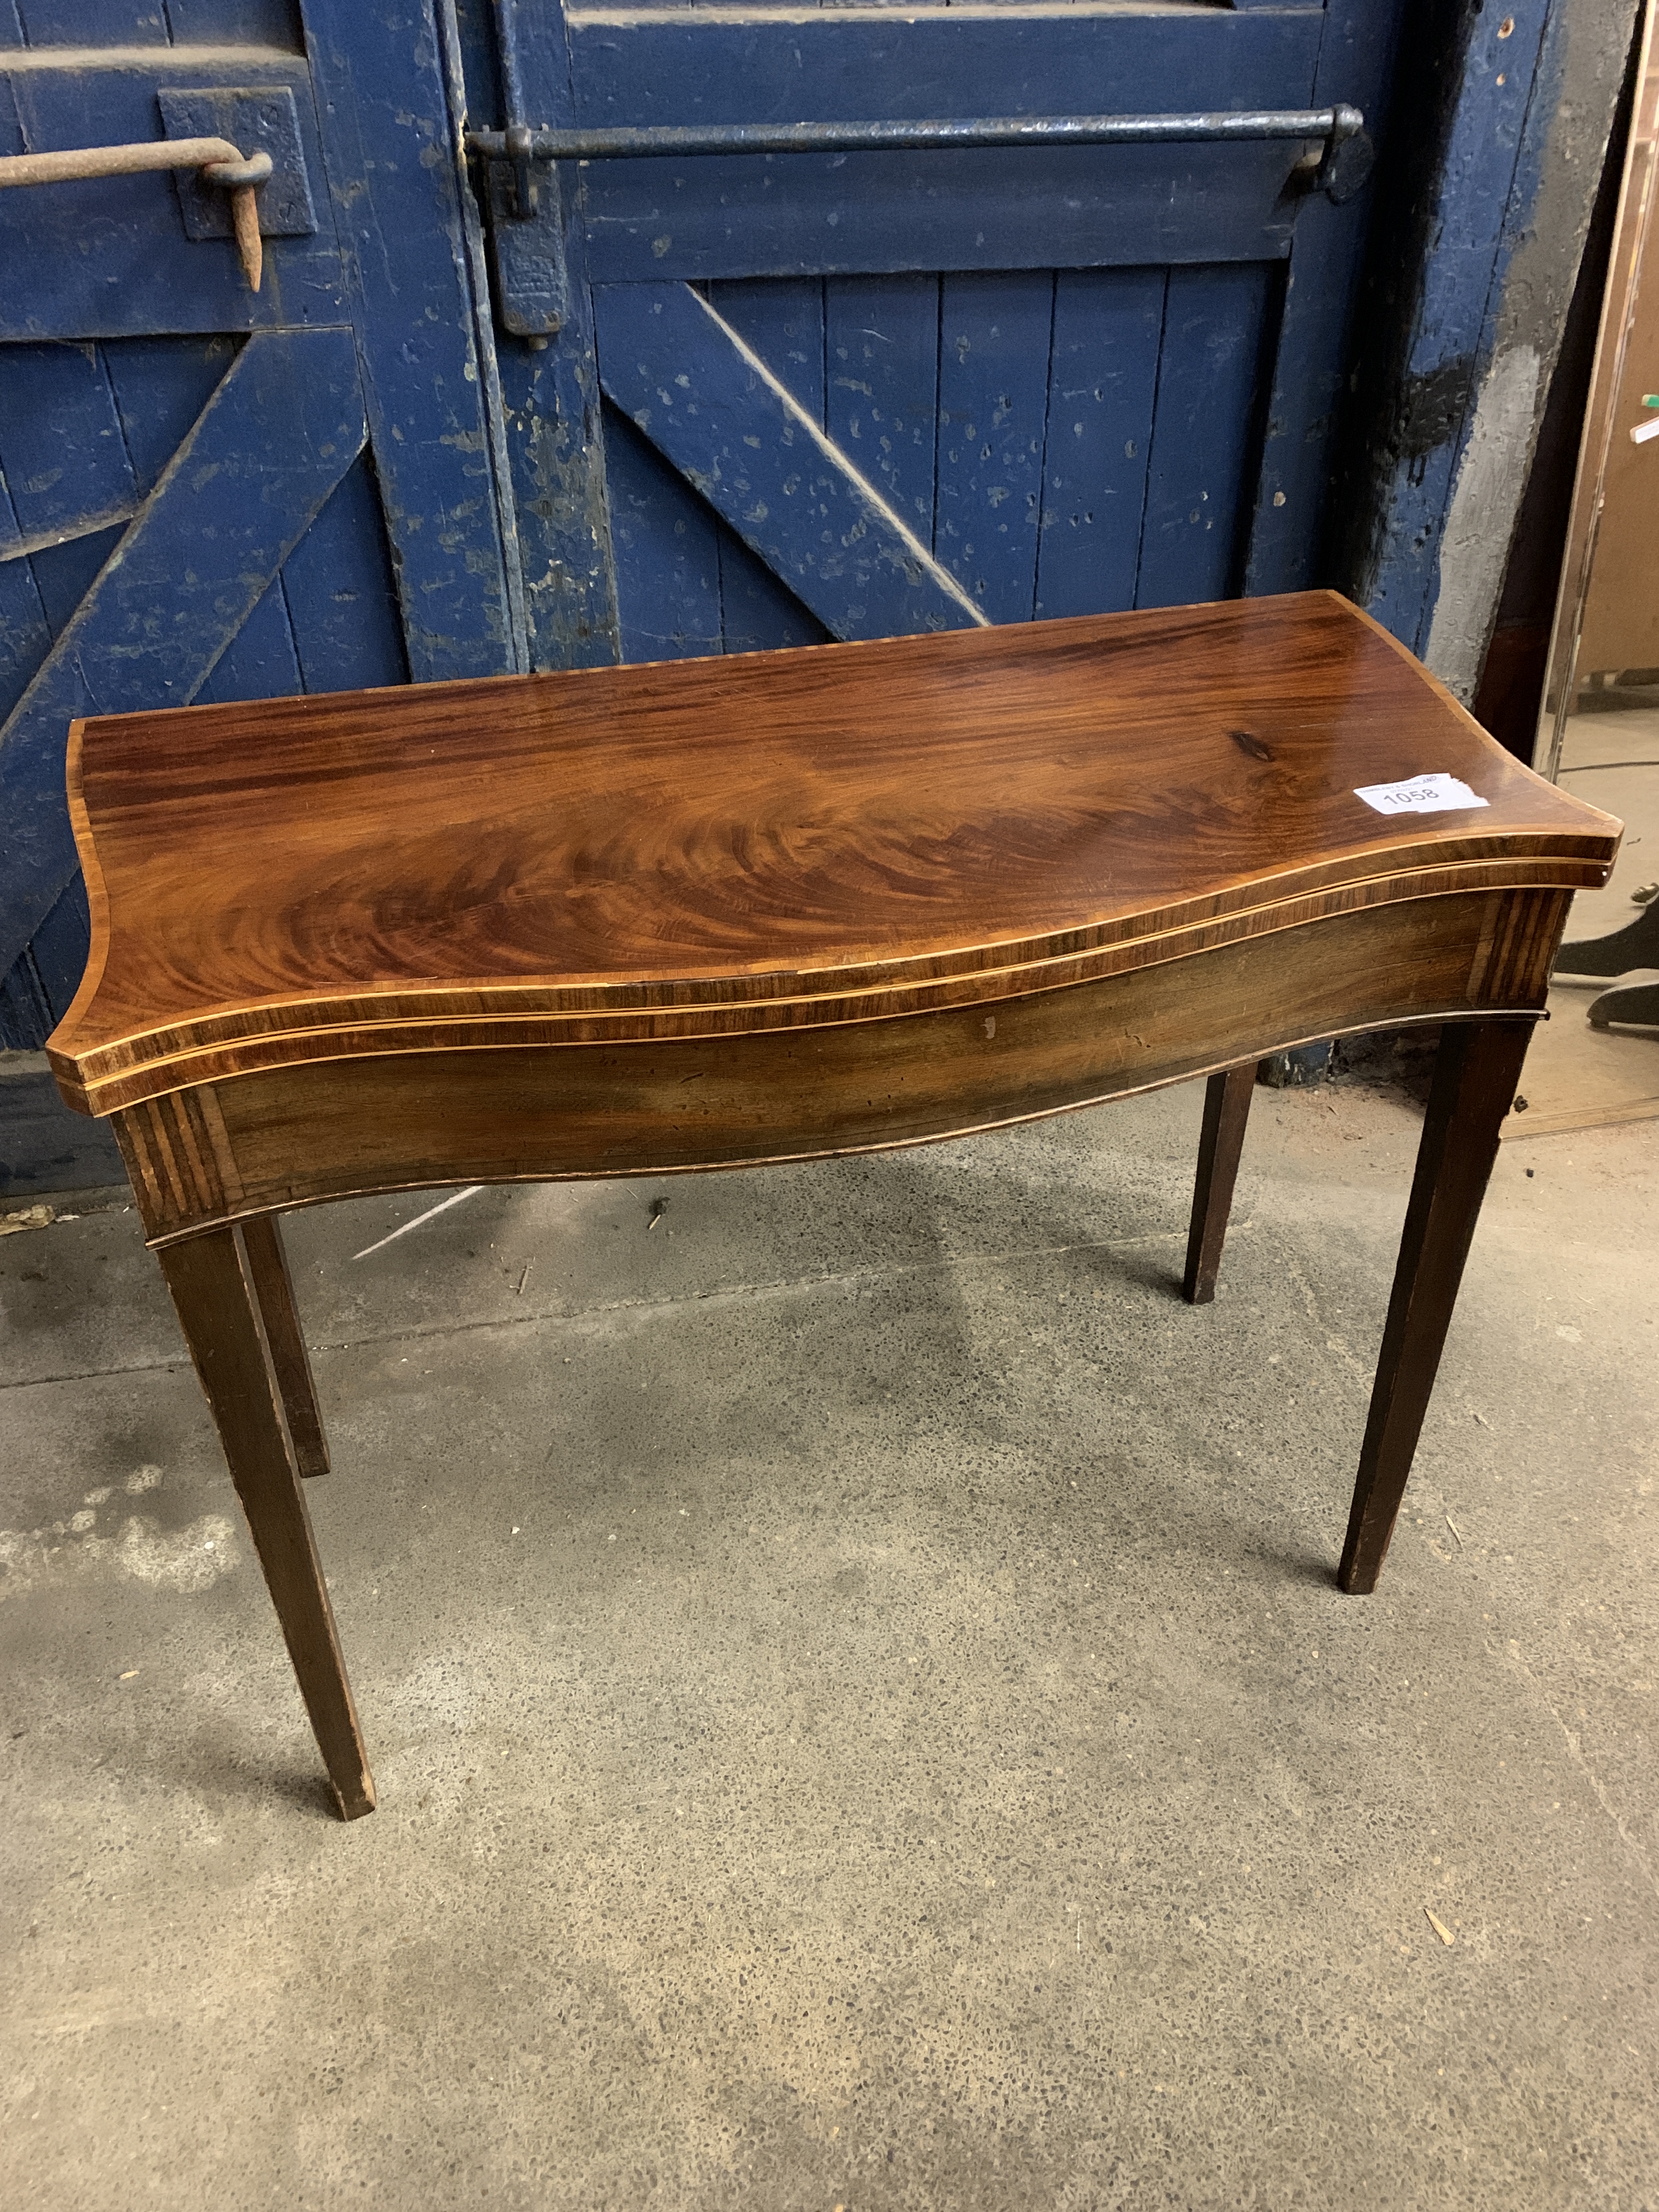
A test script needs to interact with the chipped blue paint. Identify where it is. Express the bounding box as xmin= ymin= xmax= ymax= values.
xmin=1345 ymin=0 xmax=1637 ymax=695
xmin=1356 ymin=4 xmax=1558 ymax=659
xmin=304 ymin=0 xmax=522 ymax=679
xmin=934 ymin=273 xmax=1054 ymax=624
xmin=1137 ymin=264 xmax=1278 ymax=611
xmin=1 ymin=2 xmax=526 ymax=1084
xmin=567 ymin=10 xmax=1322 ymax=131
xmin=1034 ymin=270 xmax=1163 ymax=620
xmin=531 ymin=0 xmax=1409 ymax=664
xmin=471 ymin=0 xmax=620 ymax=670
xmin=1244 ymin=0 xmax=1407 ymax=594
xmin=595 ymin=280 xmax=986 ymax=641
